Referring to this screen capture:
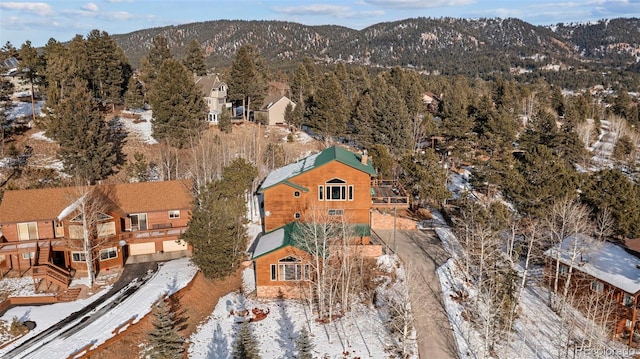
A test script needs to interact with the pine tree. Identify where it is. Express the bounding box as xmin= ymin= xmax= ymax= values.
xmin=86 ymin=30 xmax=131 ymax=109
xmin=182 ymin=159 xmax=256 ymax=279
xmin=147 ymin=299 xmax=185 ymax=359
xmin=232 ymin=321 xmax=261 ymax=359
xmin=218 ymin=107 xmax=232 ymax=134
xmin=295 ymin=327 xmax=314 ymax=359
xmin=349 ymin=91 xmax=376 ymax=149
xmin=400 ymin=149 xmax=449 ymax=208
xmin=18 ymin=40 xmax=43 ymax=123
xmin=48 ymin=78 xmax=126 ymax=184
xmin=124 ymin=76 xmax=144 ymax=110
xmin=371 ymin=75 xmax=411 ymax=153
xmin=148 ymin=58 xmax=207 ymax=148
xmin=308 ymin=72 xmax=347 ymax=138
xmin=140 ymin=35 xmax=172 ymax=90
xmin=183 ymin=39 xmax=207 ymax=76
xmin=227 ymin=44 xmax=267 ymax=121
